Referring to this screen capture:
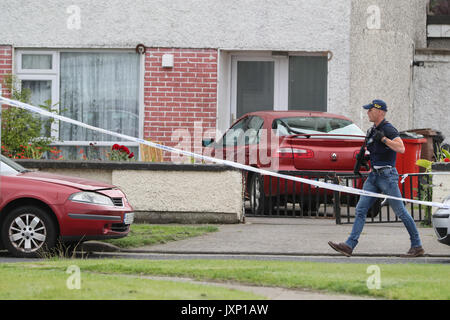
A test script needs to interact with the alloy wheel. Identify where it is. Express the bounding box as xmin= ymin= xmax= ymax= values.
xmin=8 ymin=213 xmax=47 ymax=253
